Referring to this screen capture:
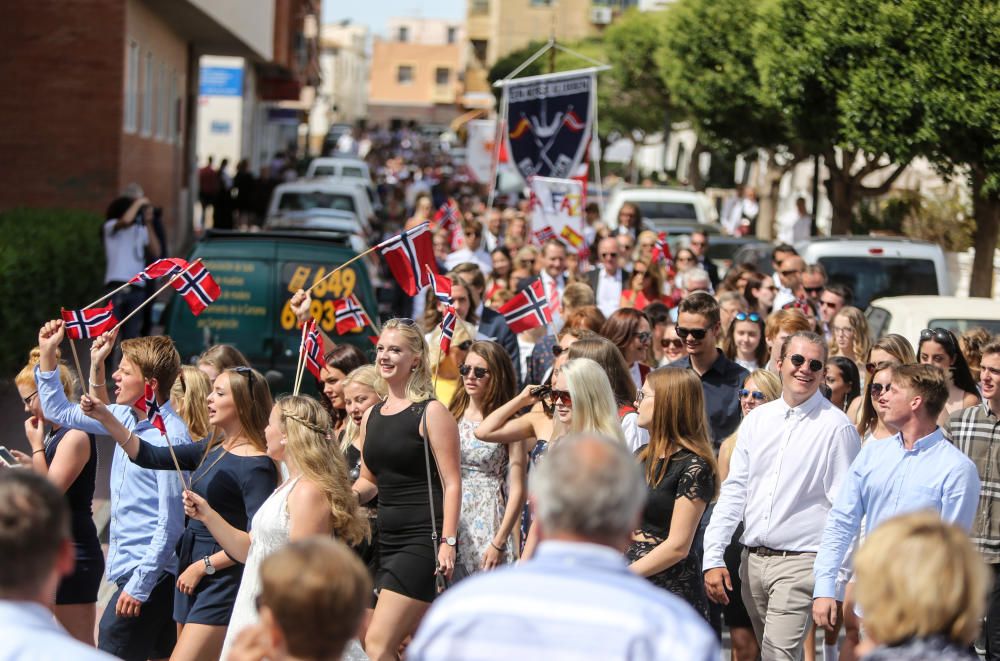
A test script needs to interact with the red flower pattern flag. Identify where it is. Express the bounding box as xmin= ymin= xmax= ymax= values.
xmin=379 ymin=223 xmax=438 ymax=296
xmin=333 ymin=295 xmax=371 ymax=334
xmin=171 ymin=261 xmax=221 ymax=316
xmin=498 ymin=279 xmax=552 ymax=334
xmin=303 ymin=319 xmax=325 ymax=380
xmin=134 ymin=381 xmax=167 ymax=436
xmin=61 ymin=302 xmax=118 ymax=340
